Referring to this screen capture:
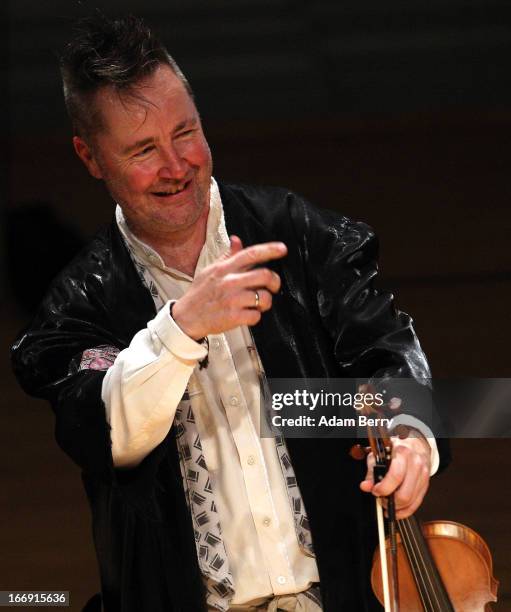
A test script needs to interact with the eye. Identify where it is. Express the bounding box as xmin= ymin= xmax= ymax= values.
xmin=177 ymin=129 xmax=195 ymax=137
xmin=134 ymin=145 xmax=154 ymax=157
